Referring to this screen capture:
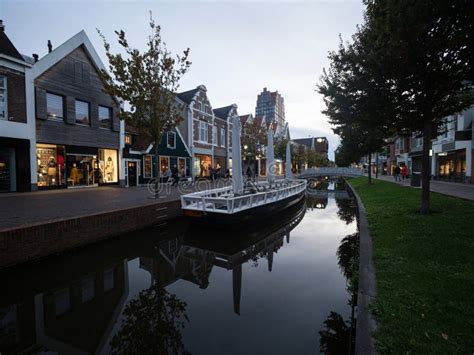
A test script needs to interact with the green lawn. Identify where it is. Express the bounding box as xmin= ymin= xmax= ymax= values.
xmin=349 ymin=177 xmax=474 ymax=353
